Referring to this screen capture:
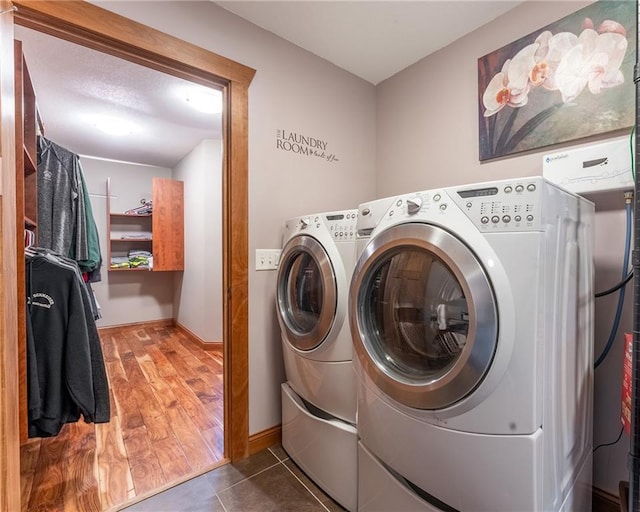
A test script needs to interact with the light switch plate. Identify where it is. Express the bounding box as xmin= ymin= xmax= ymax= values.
xmin=256 ymin=249 xmax=282 ymax=271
